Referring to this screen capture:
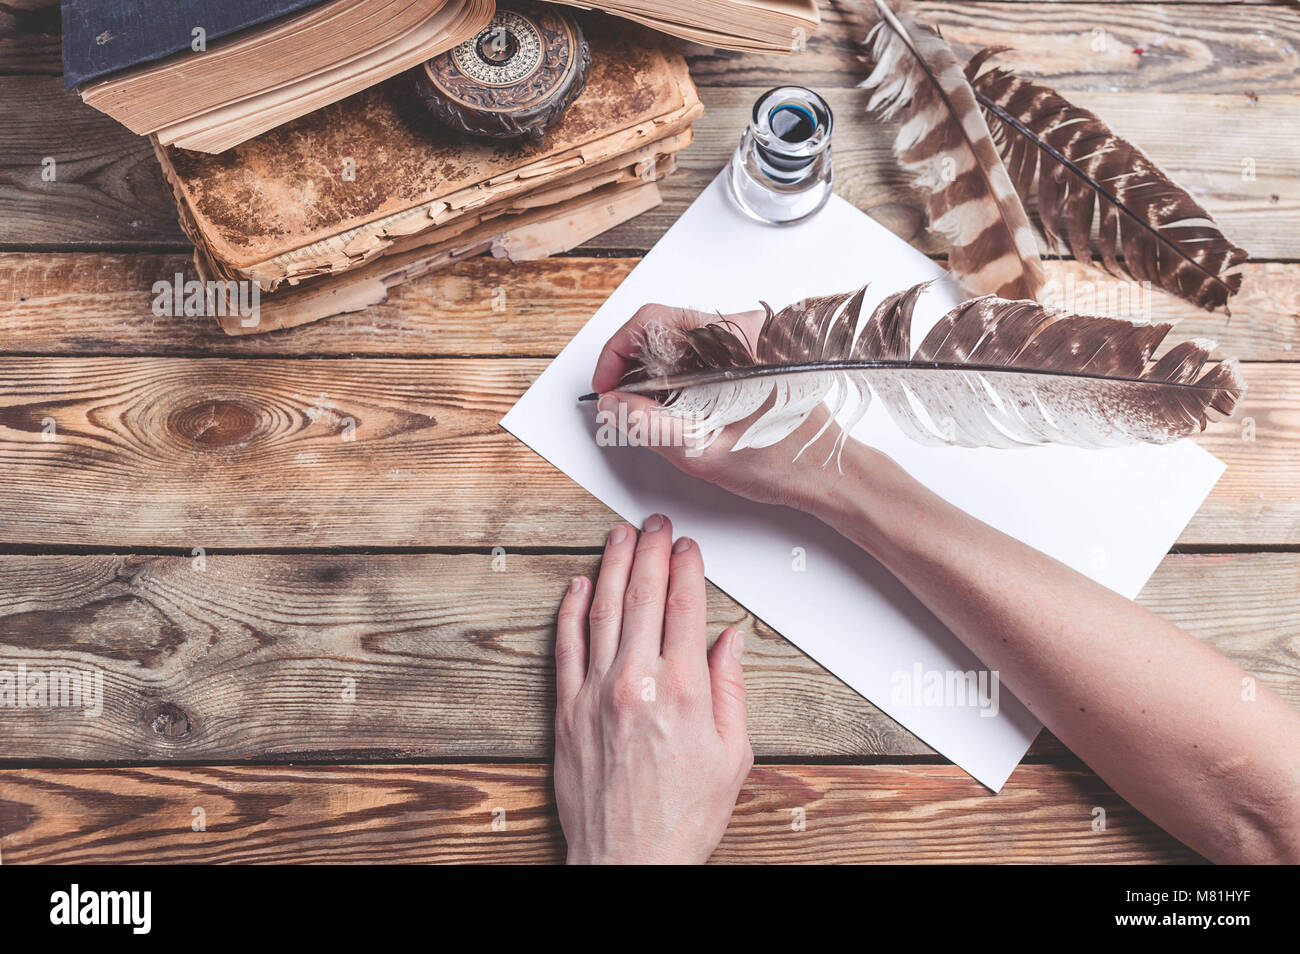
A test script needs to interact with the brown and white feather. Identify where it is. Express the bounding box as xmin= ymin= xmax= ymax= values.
xmin=966 ymin=48 xmax=1250 ymax=313
xmin=858 ymin=0 xmax=1045 ymax=301
xmin=616 ymin=285 xmax=1244 ymax=455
